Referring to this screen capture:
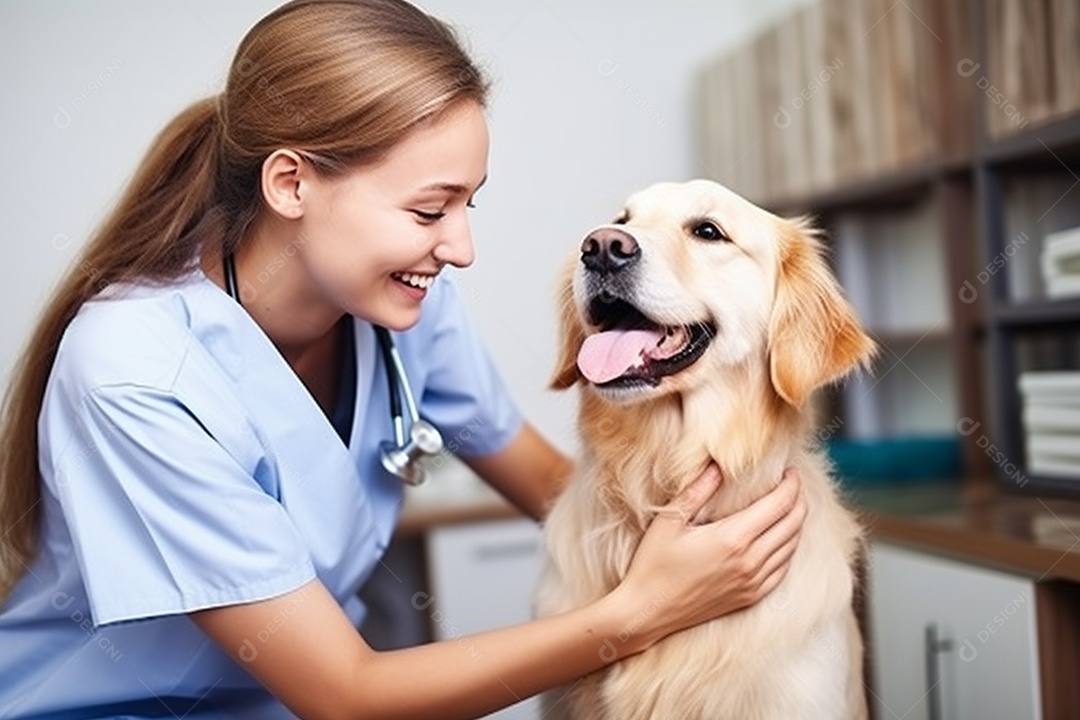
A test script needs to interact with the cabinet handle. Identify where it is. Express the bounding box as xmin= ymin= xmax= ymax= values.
xmin=924 ymin=623 xmax=953 ymax=720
